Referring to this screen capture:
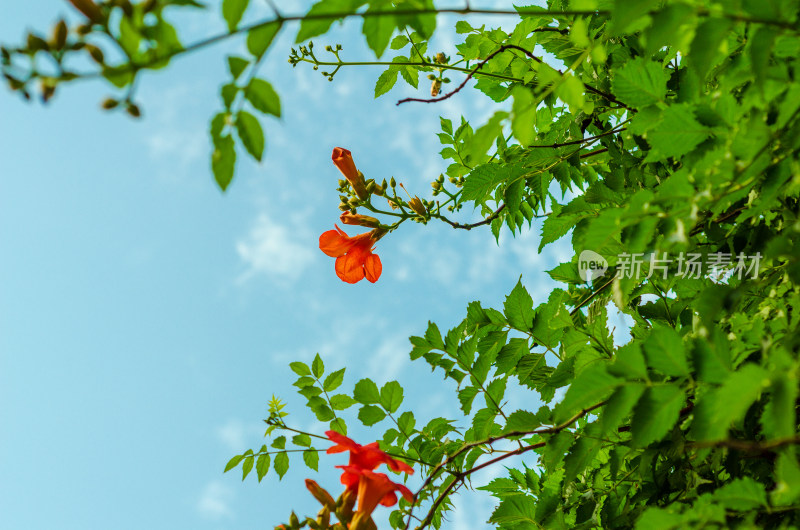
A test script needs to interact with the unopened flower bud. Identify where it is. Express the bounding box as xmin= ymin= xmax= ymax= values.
xmin=305 ymin=479 xmax=336 ymax=510
xmin=431 ymin=181 xmax=440 ymax=190
xmin=408 ymin=196 xmax=427 ymax=217
xmin=316 ymin=505 xmax=330 ymax=528
xmin=332 ymin=147 xmax=369 ymax=200
xmin=338 ymin=202 xmax=349 ymax=211
xmin=449 ymin=176 xmax=457 ymax=184
xmin=340 ymin=211 xmax=380 ymax=228
xmin=101 ymin=97 xmax=118 ymax=110
xmin=435 ymin=52 xmax=447 ymax=64
xmin=289 ymin=512 xmax=300 ymax=528
xmin=336 ymin=489 xmax=356 ymax=521
xmin=390 ymin=177 xmax=396 ymax=188
xmin=430 ymin=79 xmax=442 ymax=97
xmin=366 ymin=180 xmax=376 ymax=194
